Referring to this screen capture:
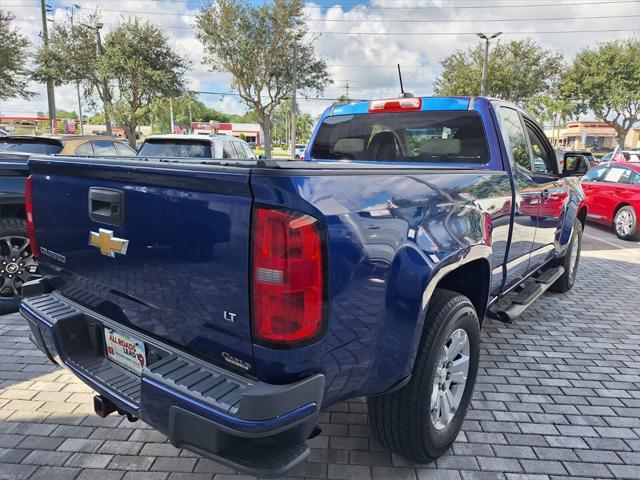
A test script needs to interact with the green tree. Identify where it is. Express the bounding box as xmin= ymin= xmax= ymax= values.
xmin=32 ymin=13 xmax=111 ymax=122
xmin=562 ymin=40 xmax=640 ymax=148
xmin=102 ymin=19 xmax=189 ymax=147
xmin=195 ymin=0 xmax=331 ymax=158
xmin=434 ymin=38 xmax=563 ymax=105
xmin=0 ymin=10 xmax=34 ymax=101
